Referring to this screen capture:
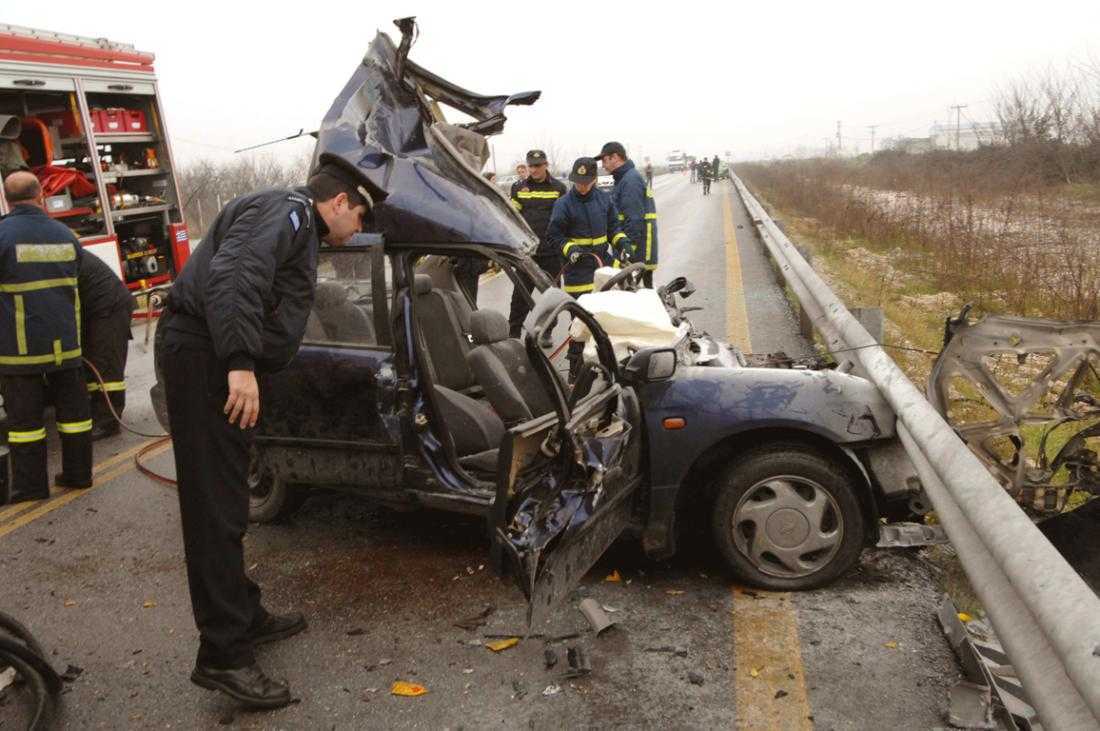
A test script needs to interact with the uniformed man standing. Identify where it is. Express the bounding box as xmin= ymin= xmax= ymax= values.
xmin=547 ymin=157 xmax=630 ymax=380
xmin=689 ymin=159 xmax=697 ymax=183
xmin=0 ymin=171 xmax=92 ymax=504
xmin=596 ymin=142 xmax=659 ymax=288
xmin=158 ymin=163 xmax=367 ymax=709
xmin=79 ymin=252 xmax=135 ymax=440
xmin=700 ymin=158 xmax=712 ymax=196
xmin=507 ymin=149 xmax=567 ymax=337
